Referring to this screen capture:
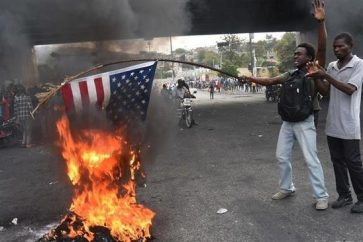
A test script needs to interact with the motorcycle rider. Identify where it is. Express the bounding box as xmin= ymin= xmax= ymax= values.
xmin=172 ymin=79 xmax=194 ymax=100
xmin=172 ymin=79 xmax=197 ymax=125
